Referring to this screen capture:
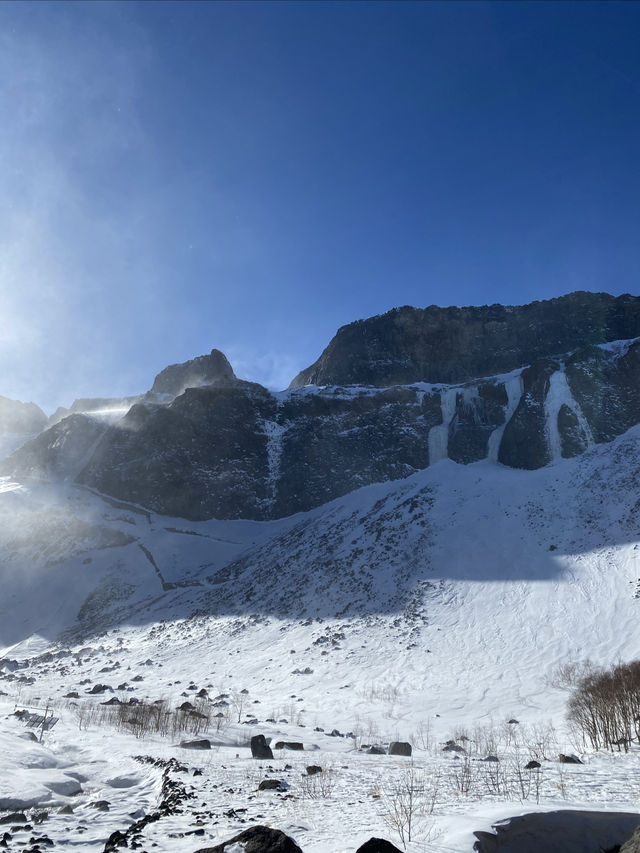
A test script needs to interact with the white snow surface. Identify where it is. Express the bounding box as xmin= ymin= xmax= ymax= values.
xmin=0 ymin=426 xmax=640 ymax=850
